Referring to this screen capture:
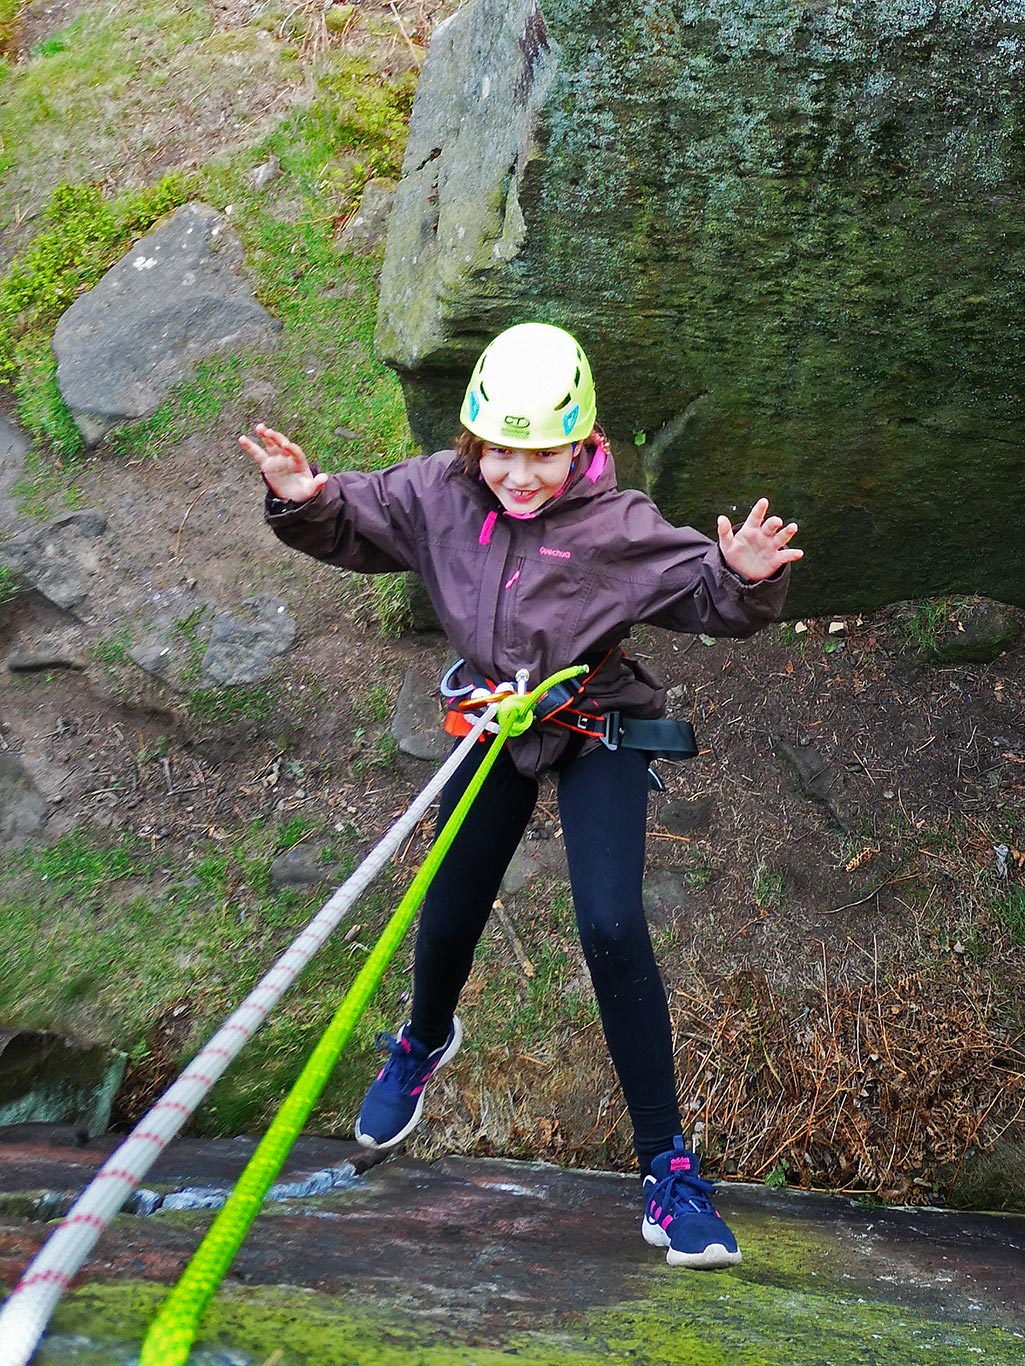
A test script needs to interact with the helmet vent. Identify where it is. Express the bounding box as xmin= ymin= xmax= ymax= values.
xmin=574 ymin=367 xmax=580 ymax=385
xmin=555 ymin=392 xmax=572 ymax=410
xmin=479 ymin=382 xmax=489 ymax=400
